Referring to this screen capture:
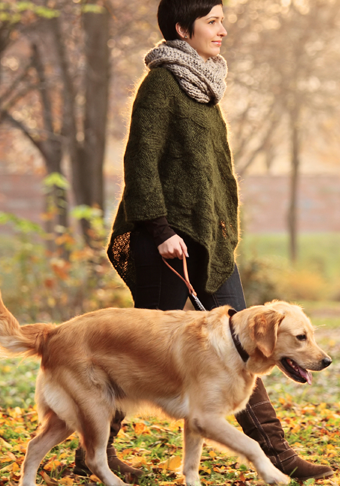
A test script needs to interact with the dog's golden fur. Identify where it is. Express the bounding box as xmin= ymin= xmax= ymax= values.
xmin=0 ymin=292 xmax=331 ymax=486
